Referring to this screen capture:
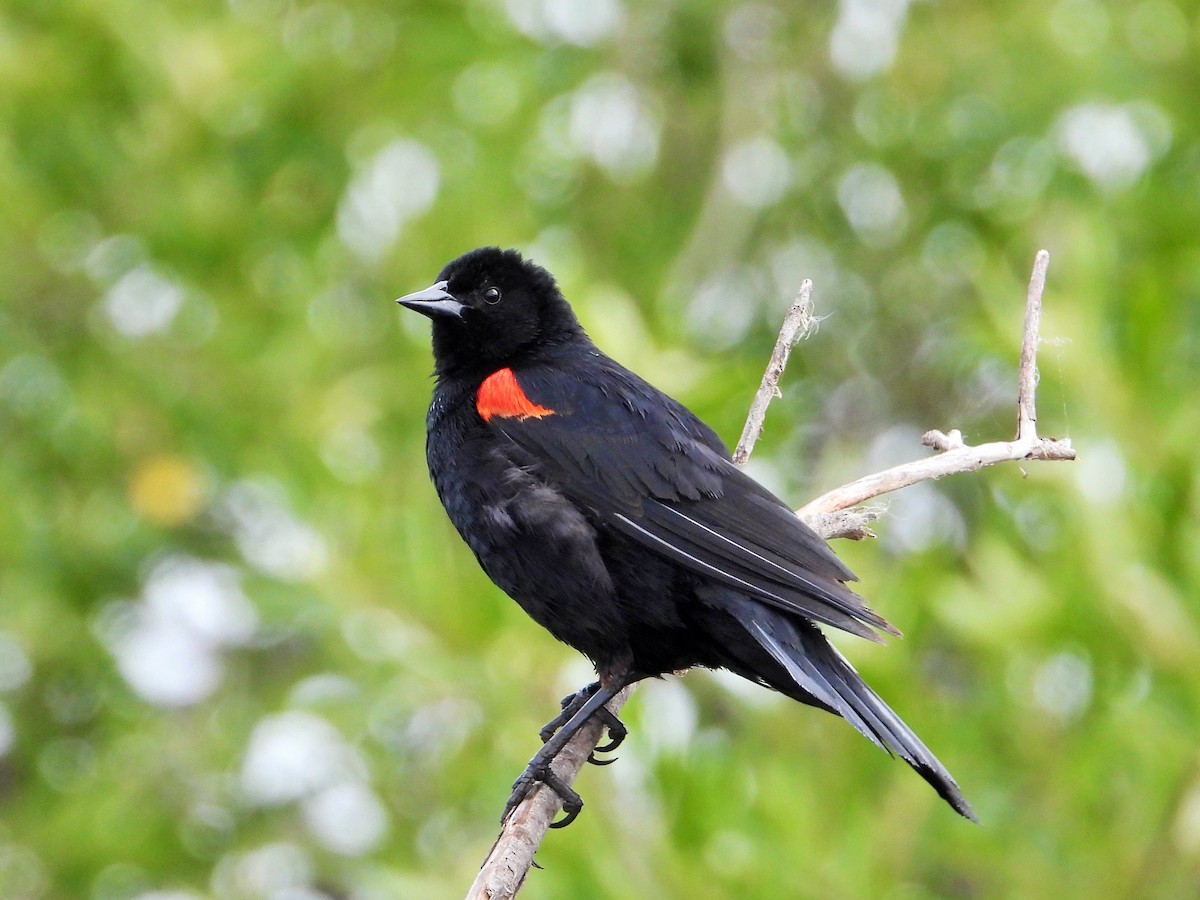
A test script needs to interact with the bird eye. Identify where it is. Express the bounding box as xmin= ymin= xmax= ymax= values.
xmin=483 ymin=287 xmax=502 ymax=305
